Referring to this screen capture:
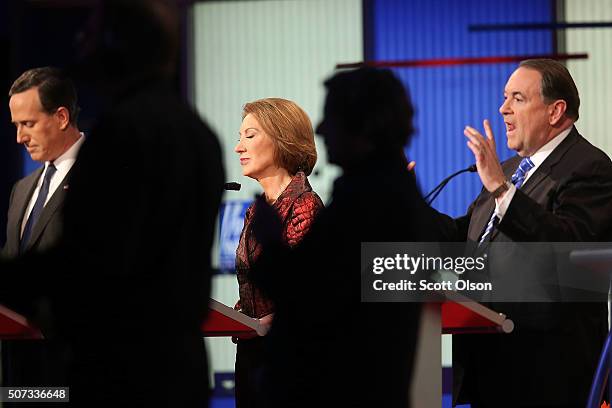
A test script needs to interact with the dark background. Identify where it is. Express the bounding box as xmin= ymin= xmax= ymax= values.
xmin=0 ymin=0 xmax=193 ymax=248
